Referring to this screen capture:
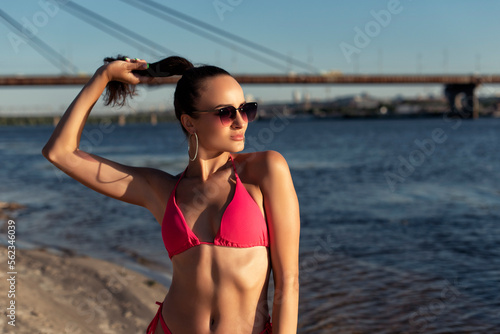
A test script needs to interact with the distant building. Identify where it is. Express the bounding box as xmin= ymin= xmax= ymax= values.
xmin=334 ymin=94 xmax=379 ymax=109
xmin=395 ymin=104 xmax=422 ymax=114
